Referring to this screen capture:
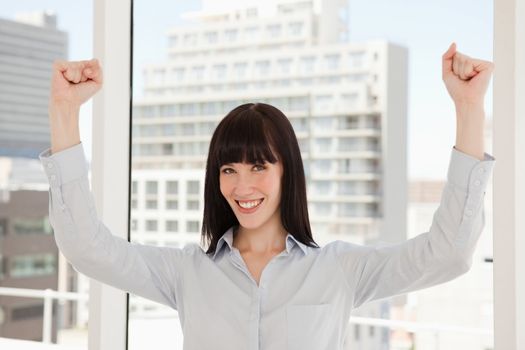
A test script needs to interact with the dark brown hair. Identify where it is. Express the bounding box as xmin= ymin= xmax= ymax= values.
xmin=201 ymin=102 xmax=320 ymax=255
